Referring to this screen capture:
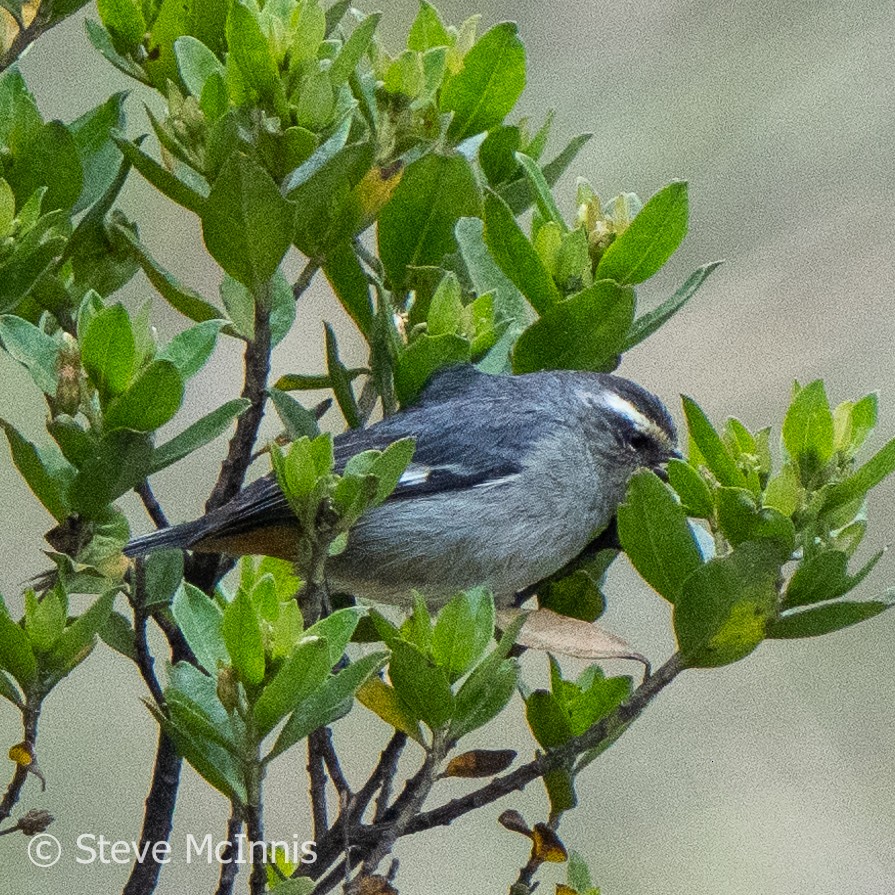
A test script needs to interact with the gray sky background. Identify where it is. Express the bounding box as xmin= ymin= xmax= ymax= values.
xmin=2 ymin=2 xmax=895 ymax=893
